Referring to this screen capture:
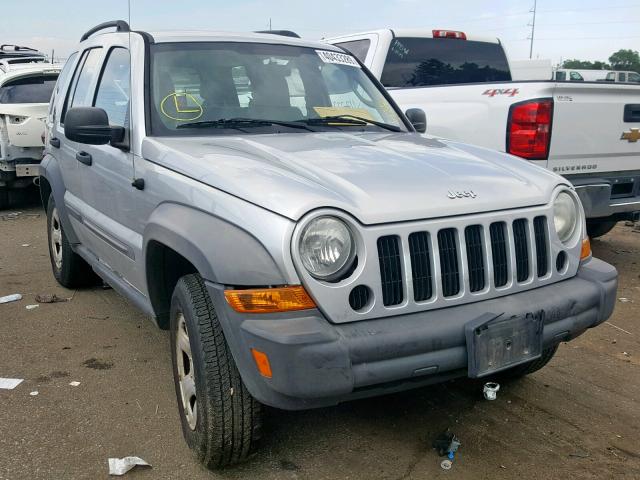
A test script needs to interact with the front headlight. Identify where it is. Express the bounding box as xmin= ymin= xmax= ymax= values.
xmin=299 ymin=216 xmax=355 ymax=280
xmin=553 ymin=191 xmax=579 ymax=243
